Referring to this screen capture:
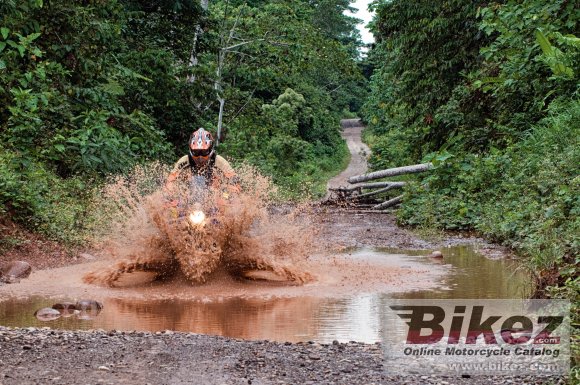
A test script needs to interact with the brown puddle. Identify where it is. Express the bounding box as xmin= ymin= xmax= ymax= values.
xmin=0 ymin=245 xmax=531 ymax=343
